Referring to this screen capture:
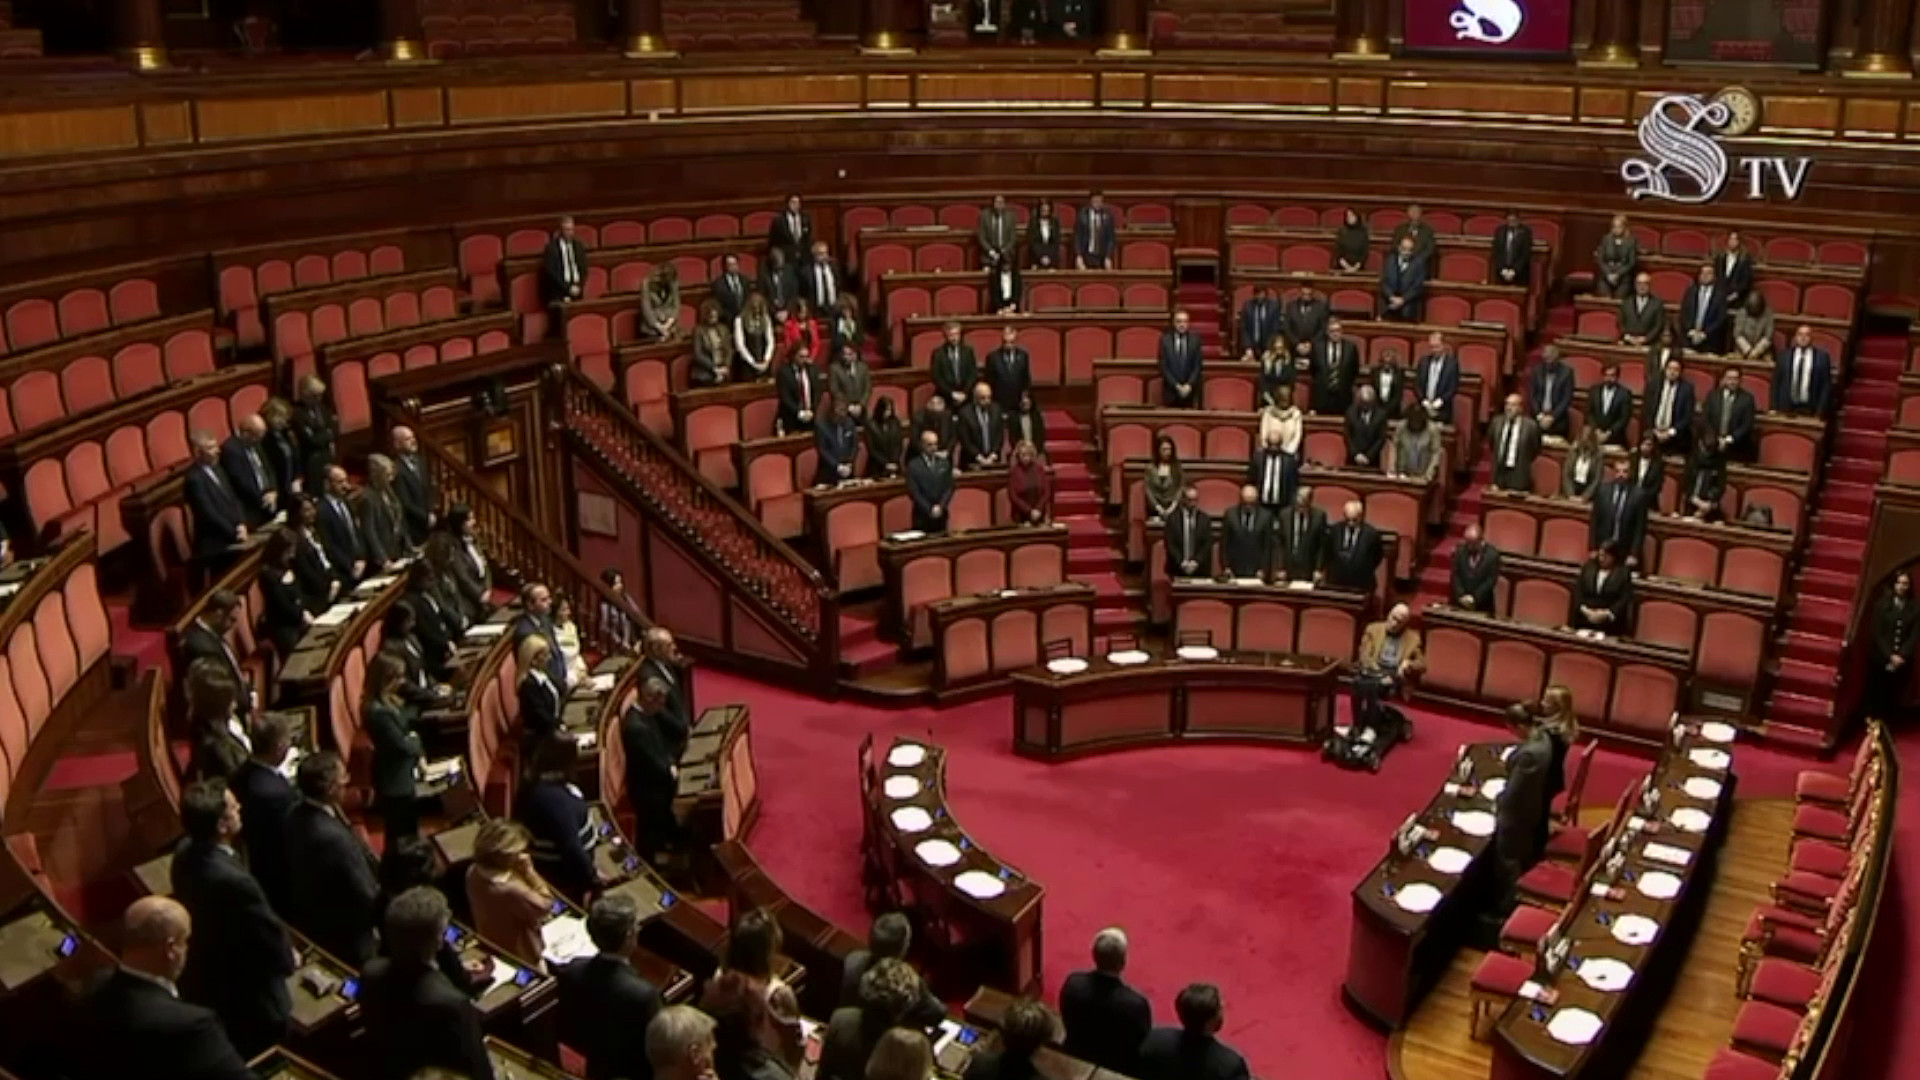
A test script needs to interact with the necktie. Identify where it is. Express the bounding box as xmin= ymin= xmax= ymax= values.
xmin=1657 ymin=383 xmax=1674 ymax=430
xmin=1721 ymin=390 xmax=1733 ymax=433
xmin=1696 ymin=287 xmax=1710 ymax=328
xmin=789 ymin=213 xmax=801 ymax=241
xmin=1345 ymin=525 xmax=1356 ymax=551
xmin=1427 ymin=361 xmax=1440 ymax=400
xmin=333 ymin=499 xmax=357 ymax=544
xmin=1266 ymin=457 xmax=1279 ymax=504
xmin=1603 ymin=386 xmax=1613 ymax=414
xmin=559 ymin=239 xmax=576 ymax=284
xmin=1502 ymin=420 xmax=1518 ymax=467
xmin=1508 ymin=230 xmax=1517 ymax=259
xmin=799 ymin=369 xmax=810 ymax=408
xmin=1182 ymin=511 xmax=1192 ymax=554
xmin=1795 ymin=350 xmax=1810 ymax=403
xmin=1610 ymin=488 xmax=1624 ymax=541
xmin=247 ymin=447 xmax=266 ymax=491
xmin=979 ymin=409 xmax=990 ymax=444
